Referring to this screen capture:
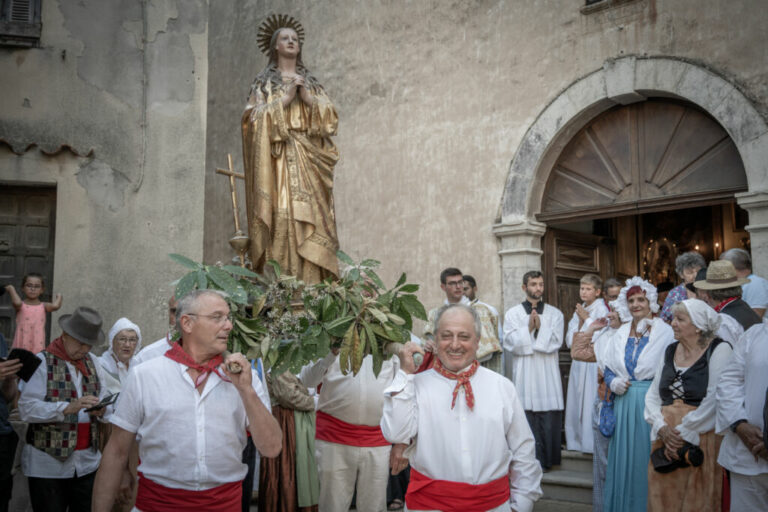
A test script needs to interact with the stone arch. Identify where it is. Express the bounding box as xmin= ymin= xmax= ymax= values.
xmin=494 ymin=56 xmax=768 ymax=307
